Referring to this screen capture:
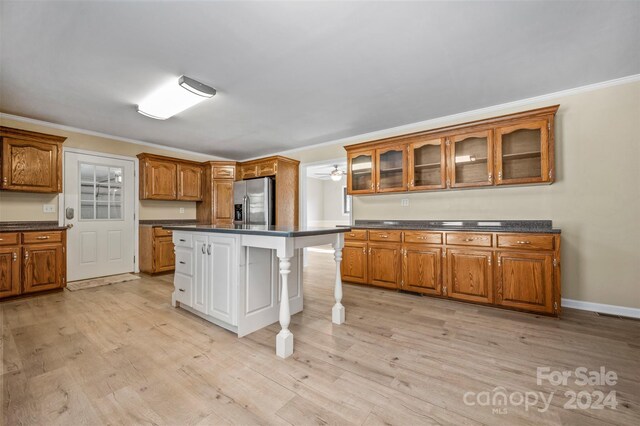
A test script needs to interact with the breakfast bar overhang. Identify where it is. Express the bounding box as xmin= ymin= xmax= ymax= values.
xmin=163 ymin=224 xmax=350 ymax=358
